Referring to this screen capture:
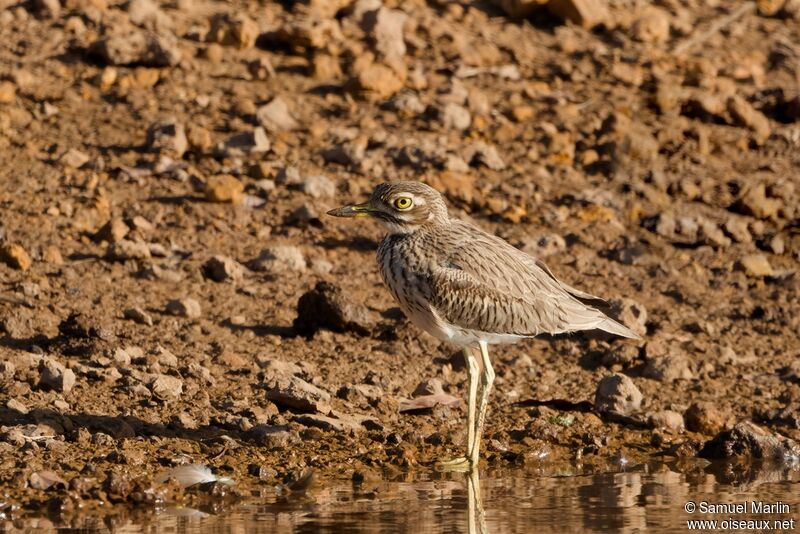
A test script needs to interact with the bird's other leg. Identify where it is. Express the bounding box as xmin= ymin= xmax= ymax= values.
xmin=437 ymin=347 xmax=479 ymax=471
xmin=470 ymin=340 xmax=495 ymax=465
